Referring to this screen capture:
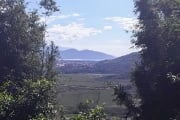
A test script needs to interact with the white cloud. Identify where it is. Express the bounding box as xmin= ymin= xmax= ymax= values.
xmin=40 ymin=13 xmax=80 ymax=23
xmin=47 ymin=22 xmax=102 ymax=41
xmin=103 ymin=26 xmax=112 ymax=30
xmin=72 ymin=13 xmax=80 ymax=17
xmin=105 ymin=17 xmax=138 ymax=31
